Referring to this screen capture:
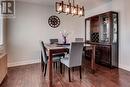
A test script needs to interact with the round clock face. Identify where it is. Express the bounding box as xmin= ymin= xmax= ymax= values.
xmin=48 ymin=15 xmax=60 ymax=28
